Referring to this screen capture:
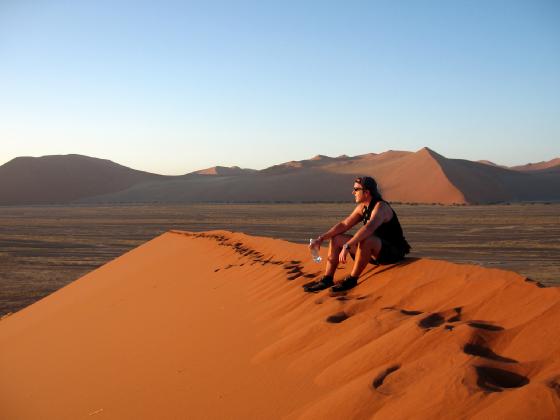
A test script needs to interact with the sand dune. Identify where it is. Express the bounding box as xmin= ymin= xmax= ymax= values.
xmin=327 ymin=148 xmax=466 ymax=203
xmin=2 ymin=231 xmax=559 ymax=419
xmin=427 ymin=149 xmax=560 ymax=203
xmin=0 ymin=154 xmax=166 ymax=205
